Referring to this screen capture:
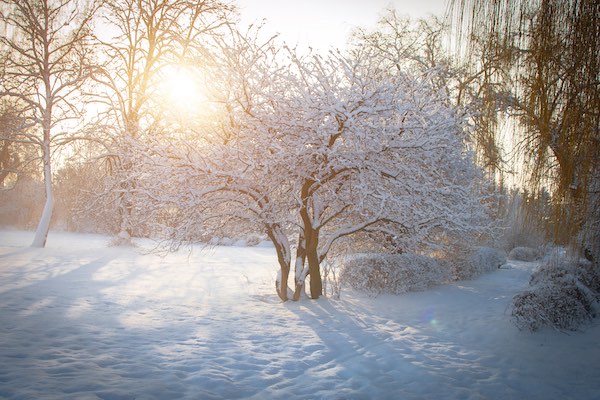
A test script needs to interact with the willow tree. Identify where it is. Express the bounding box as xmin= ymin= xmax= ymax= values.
xmin=0 ymin=0 xmax=100 ymax=247
xmin=451 ymin=0 xmax=600 ymax=258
